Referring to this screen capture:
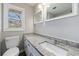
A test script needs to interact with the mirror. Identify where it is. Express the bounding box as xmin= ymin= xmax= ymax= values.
xmin=33 ymin=3 xmax=78 ymax=24
xmin=34 ymin=11 xmax=42 ymax=22
xmin=46 ymin=3 xmax=72 ymax=20
xmin=34 ymin=4 xmax=43 ymax=23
